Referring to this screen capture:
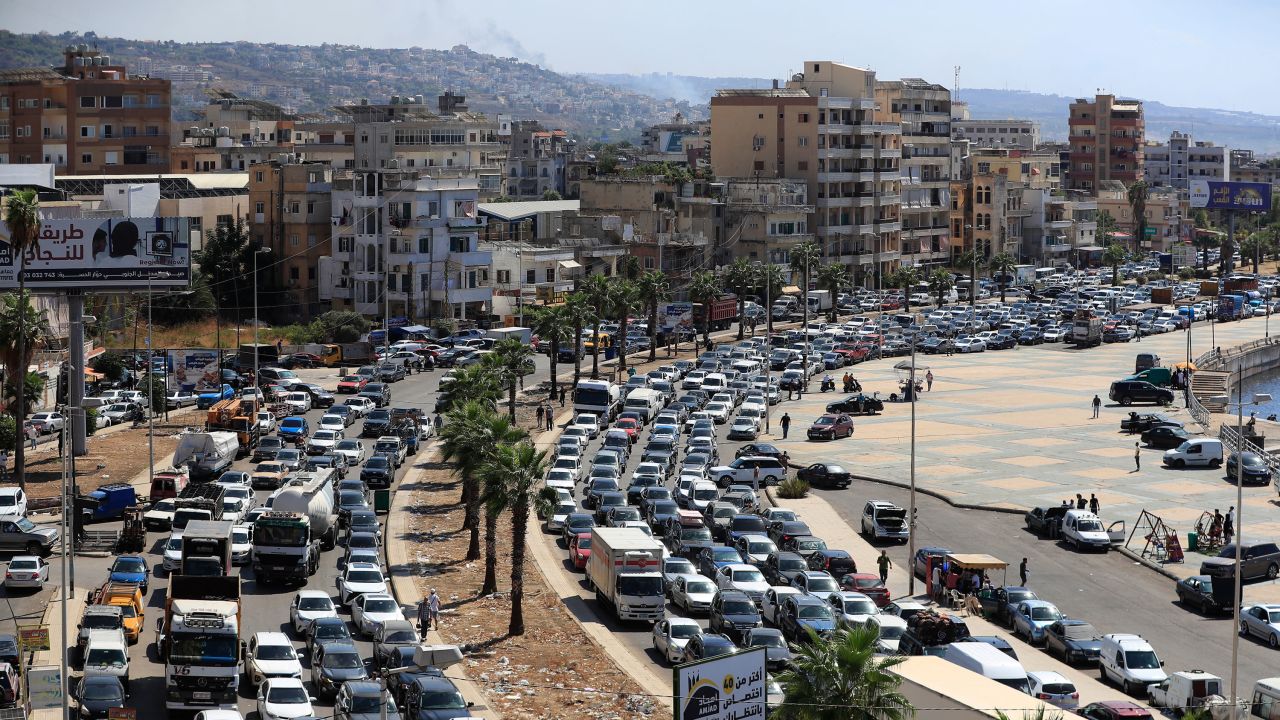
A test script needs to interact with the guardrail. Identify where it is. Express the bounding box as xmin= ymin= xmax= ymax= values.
xmin=1188 ymin=390 xmax=1212 ymax=431
xmin=1219 ymin=422 xmax=1280 ymax=476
